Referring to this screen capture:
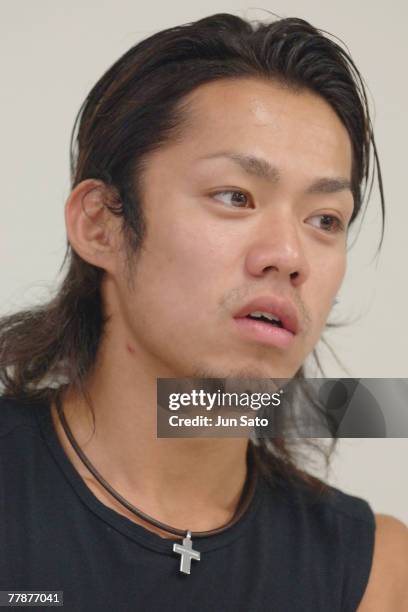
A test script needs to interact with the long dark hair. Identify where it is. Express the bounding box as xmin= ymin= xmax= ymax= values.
xmin=0 ymin=13 xmax=384 ymax=496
